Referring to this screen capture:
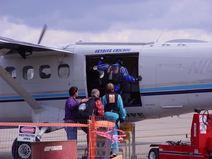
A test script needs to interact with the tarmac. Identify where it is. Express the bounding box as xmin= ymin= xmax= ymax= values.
xmin=134 ymin=112 xmax=193 ymax=159
xmin=0 ymin=112 xmax=194 ymax=159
